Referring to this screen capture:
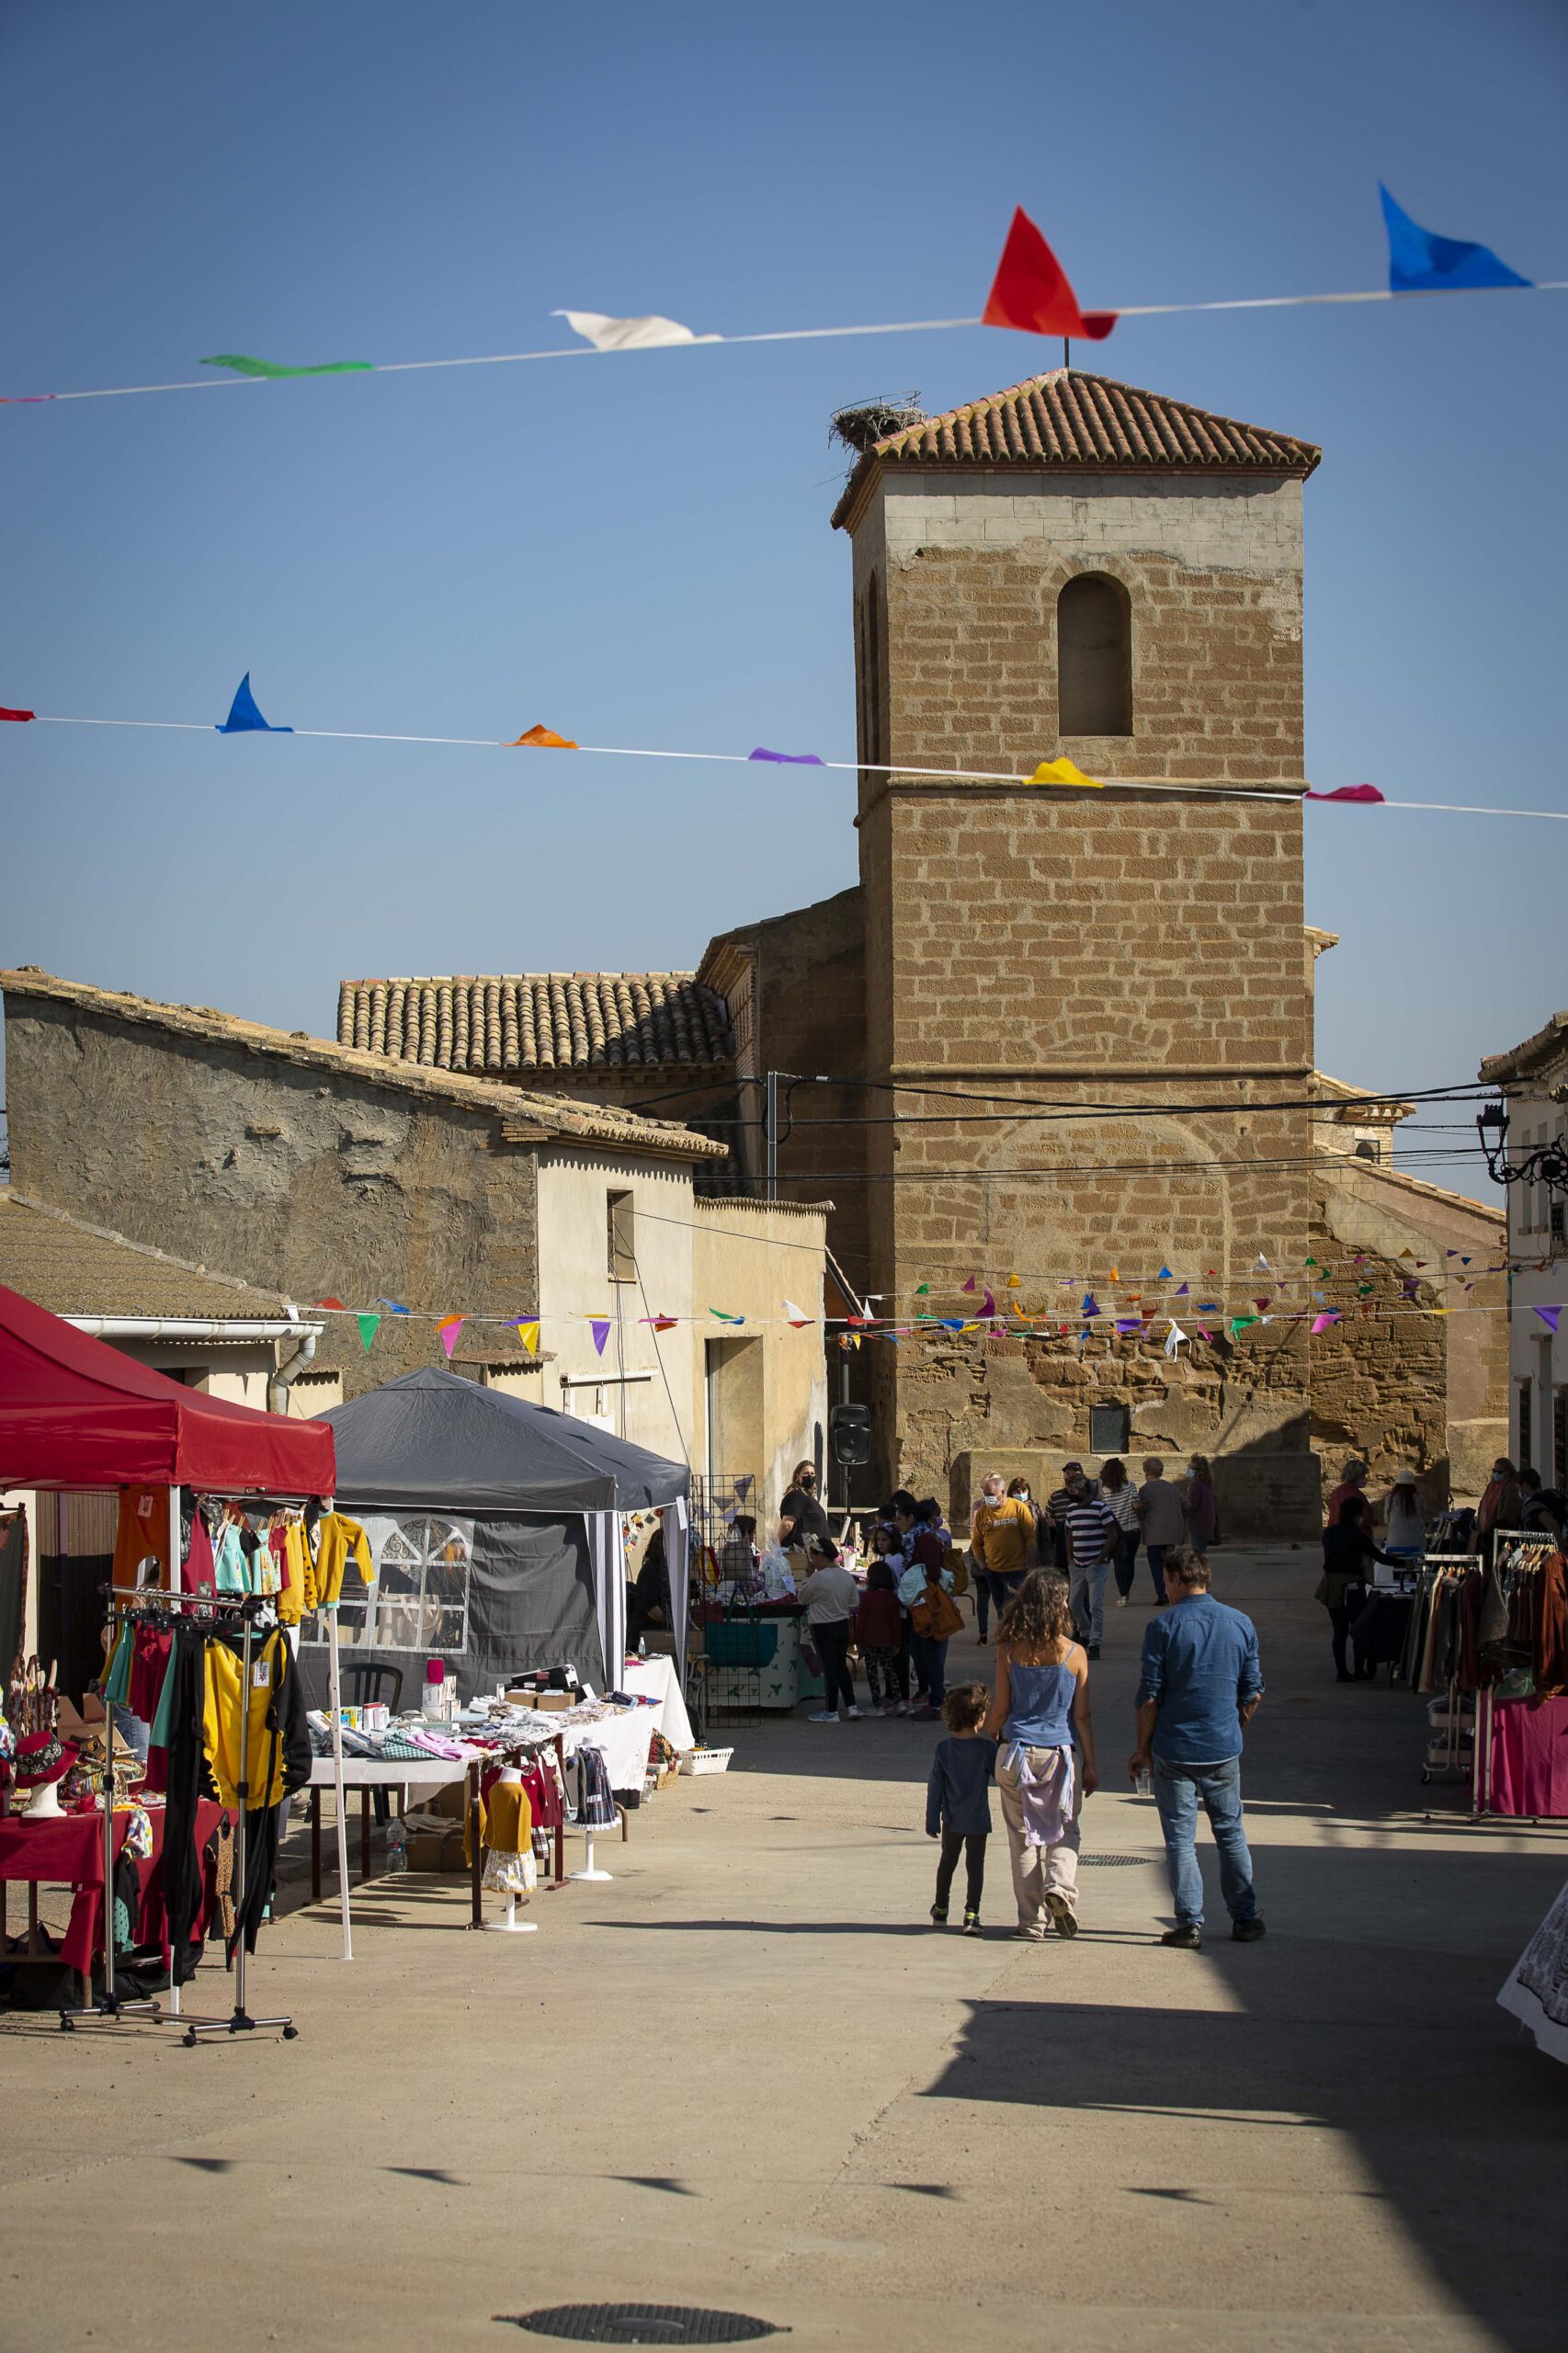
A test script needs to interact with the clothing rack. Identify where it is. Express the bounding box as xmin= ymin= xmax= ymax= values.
xmin=61 ymin=1582 xmax=296 ymax=2042
xmin=465 ymin=1732 xmax=570 ymax=1930
xmin=1412 ymin=1555 xmax=1480 ymax=1786
xmin=1473 ymin=1530 xmax=1562 ymax=1823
